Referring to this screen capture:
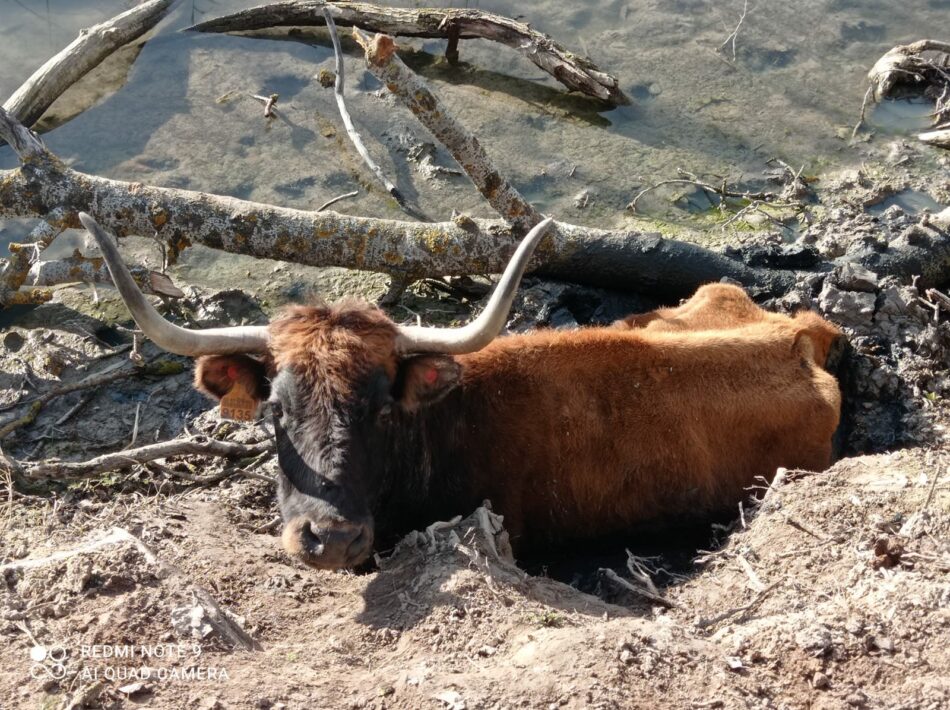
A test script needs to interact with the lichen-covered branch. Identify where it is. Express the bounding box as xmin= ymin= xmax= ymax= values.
xmin=188 ymin=1 xmax=629 ymax=106
xmin=357 ymin=32 xmax=540 ymax=230
xmin=24 ymin=252 xmax=177 ymax=297
xmin=0 ymin=207 xmax=68 ymax=305
xmin=2 ymin=0 xmax=174 ymax=132
xmin=0 ymin=157 xmax=795 ymax=299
